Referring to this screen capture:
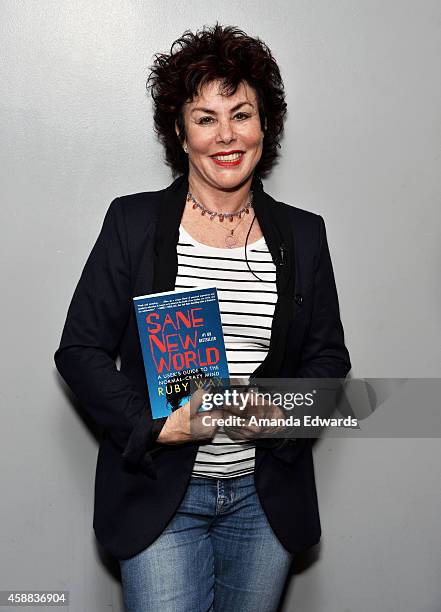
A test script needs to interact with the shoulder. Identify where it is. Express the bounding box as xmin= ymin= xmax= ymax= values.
xmin=97 ymin=186 xmax=169 ymax=254
xmin=112 ymin=186 xmax=167 ymax=219
xmin=104 ymin=185 xmax=171 ymax=241
xmin=263 ymin=190 xmax=324 ymax=243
